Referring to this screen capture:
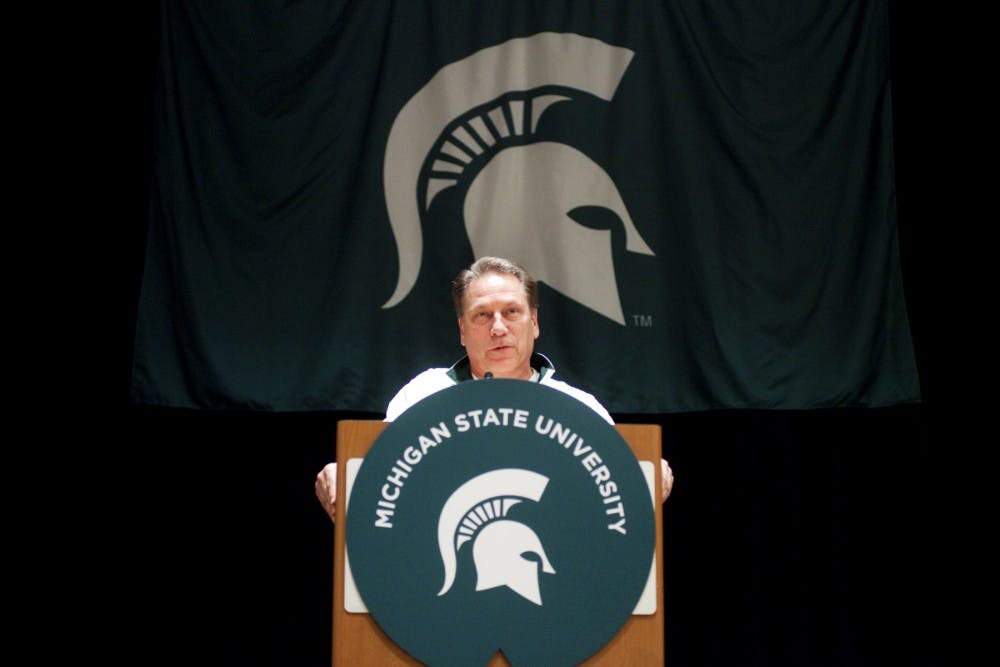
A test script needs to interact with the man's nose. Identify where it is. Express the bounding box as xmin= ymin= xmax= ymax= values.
xmin=490 ymin=313 xmax=508 ymax=336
